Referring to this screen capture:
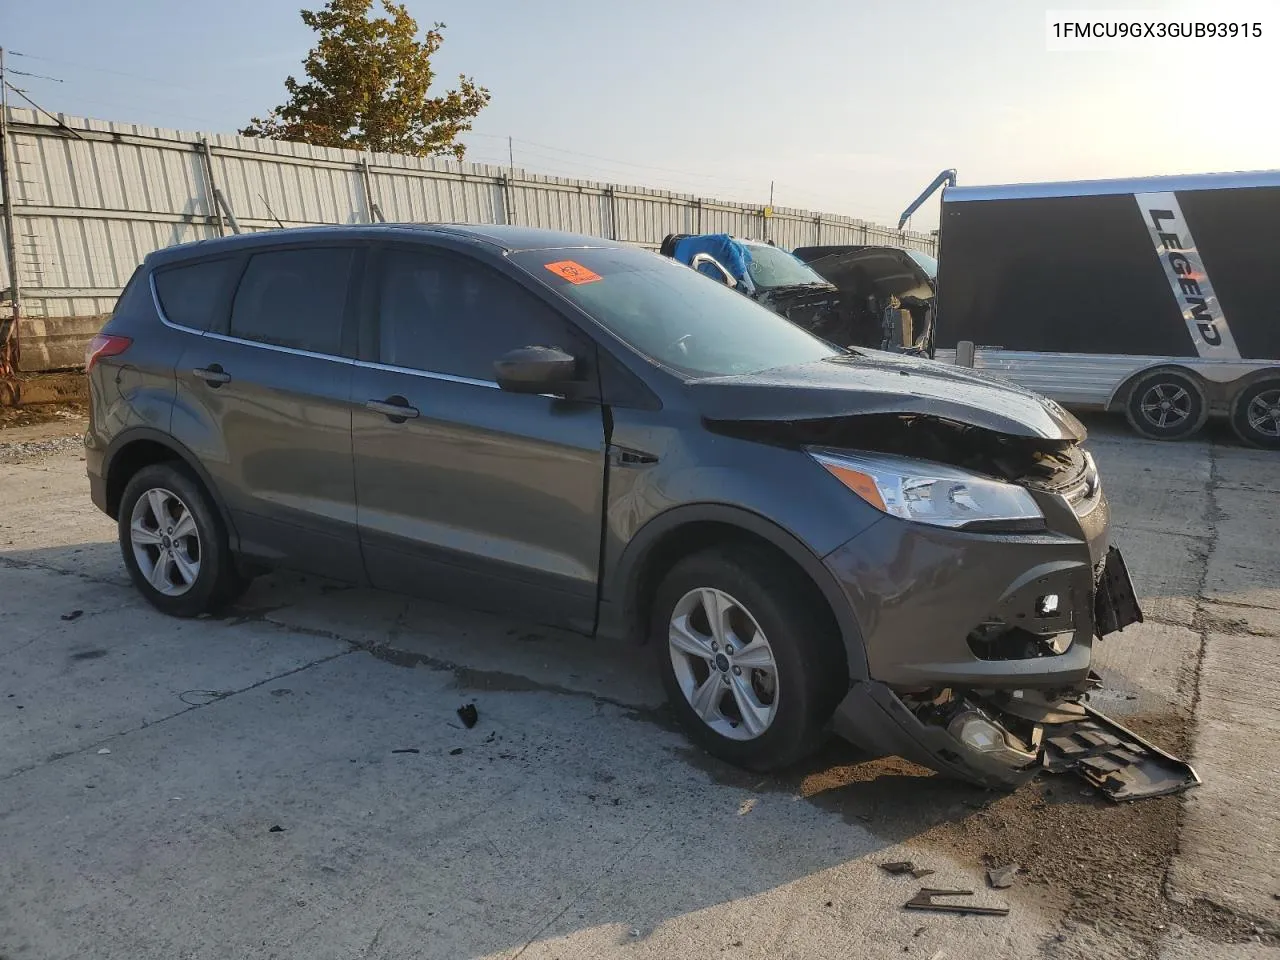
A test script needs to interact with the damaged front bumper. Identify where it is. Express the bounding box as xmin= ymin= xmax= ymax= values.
xmin=829 ymin=538 xmax=1200 ymax=799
